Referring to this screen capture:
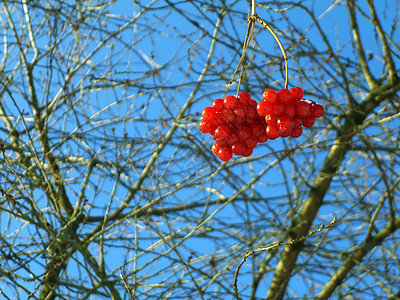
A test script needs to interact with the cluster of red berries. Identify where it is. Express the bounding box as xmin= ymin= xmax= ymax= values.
xmin=199 ymin=92 xmax=267 ymax=161
xmin=199 ymin=87 xmax=324 ymax=161
xmin=257 ymin=87 xmax=324 ymax=139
